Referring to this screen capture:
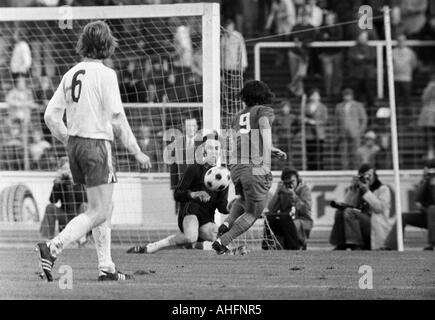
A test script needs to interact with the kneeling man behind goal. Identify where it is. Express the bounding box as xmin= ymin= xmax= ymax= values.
xmin=127 ymin=134 xmax=229 ymax=253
